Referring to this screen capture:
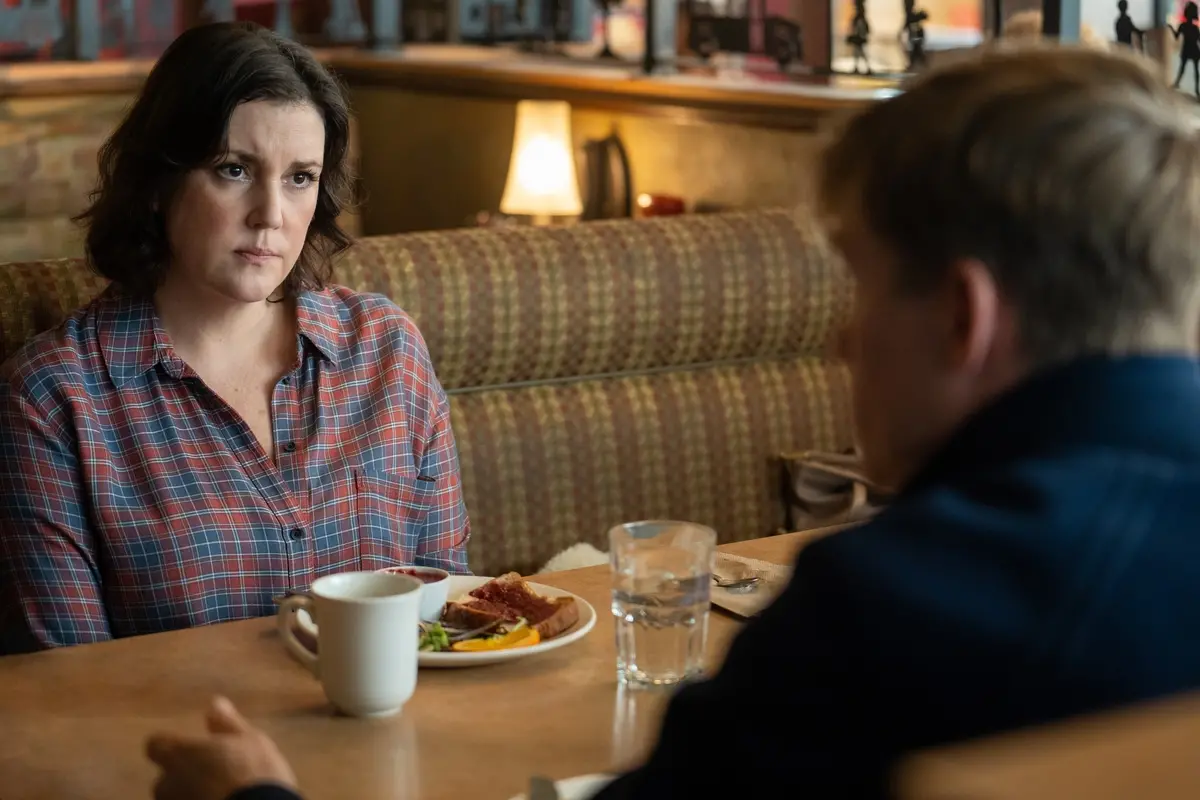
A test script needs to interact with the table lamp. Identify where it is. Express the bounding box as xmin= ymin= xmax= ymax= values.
xmin=499 ymin=100 xmax=583 ymax=225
